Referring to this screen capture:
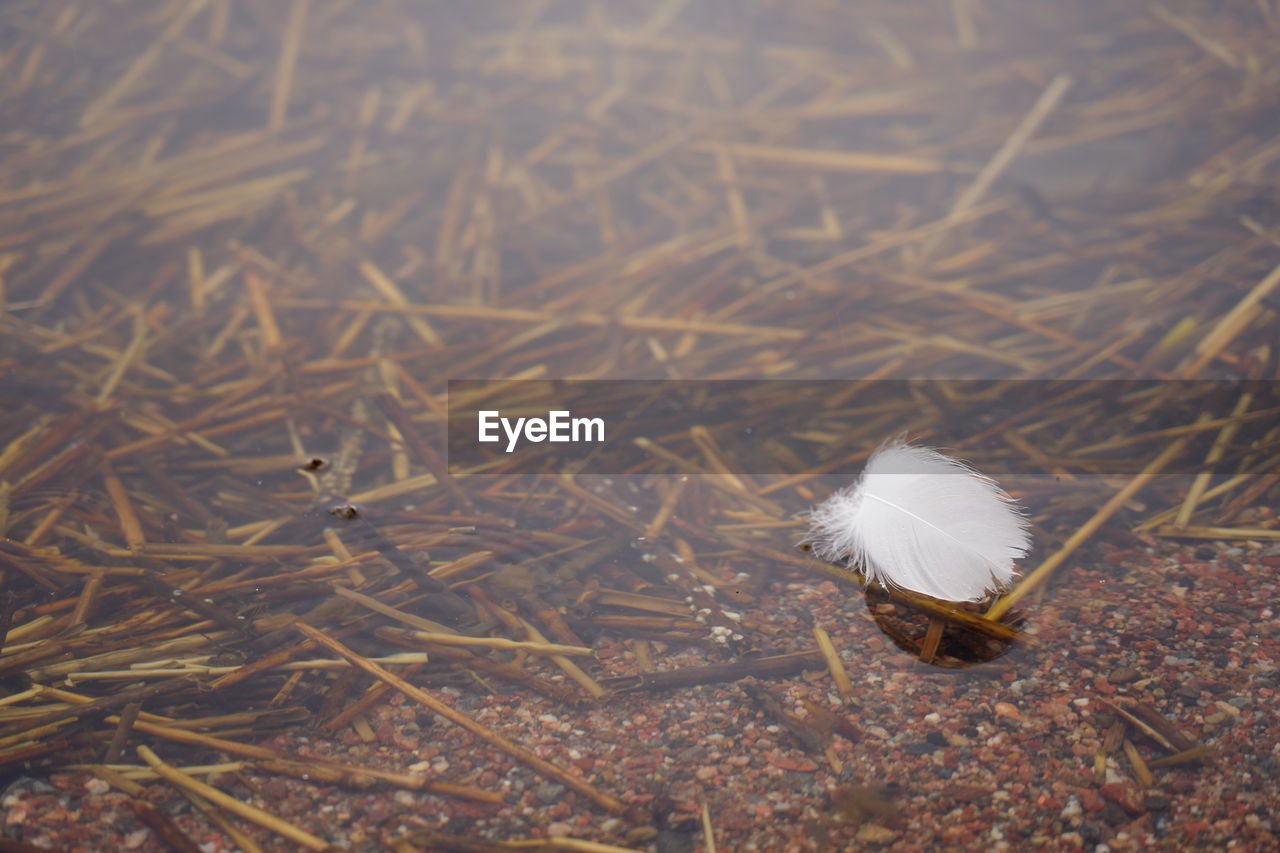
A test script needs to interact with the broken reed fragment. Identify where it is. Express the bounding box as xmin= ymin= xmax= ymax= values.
xmin=1091 ymin=696 xmax=1213 ymax=790
xmin=600 ymin=651 xmax=826 ymax=693
xmin=805 ymin=438 xmax=1030 ymax=602
xmin=137 ymin=745 xmax=331 ymax=851
xmin=110 ymin=715 xmax=502 ymax=803
xmin=987 ymin=434 xmax=1192 ymax=620
xmin=294 ymin=622 xmax=627 ymax=814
